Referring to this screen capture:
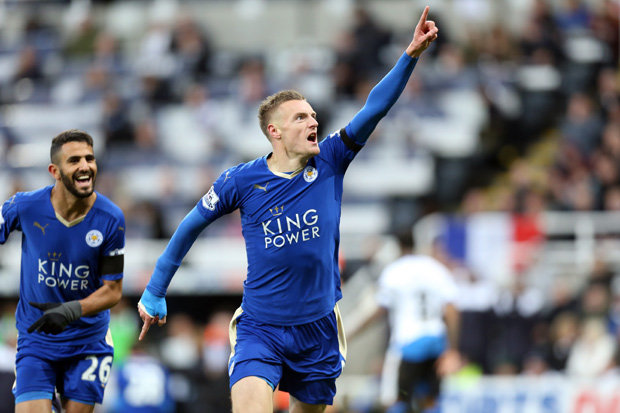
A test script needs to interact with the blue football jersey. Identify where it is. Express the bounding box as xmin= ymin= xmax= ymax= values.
xmin=0 ymin=186 xmax=125 ymax=345
xmin=196 ymin=128 xmax=362 ymax=325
